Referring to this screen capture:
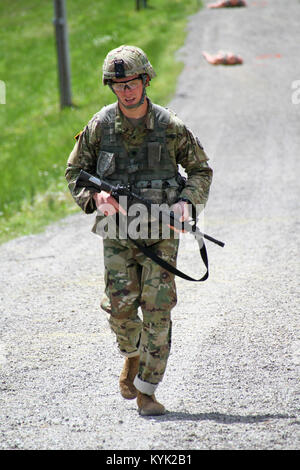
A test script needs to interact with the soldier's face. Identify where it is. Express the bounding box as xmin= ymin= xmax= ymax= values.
xmin=111 ymin=75 xmax=144 ymax=107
